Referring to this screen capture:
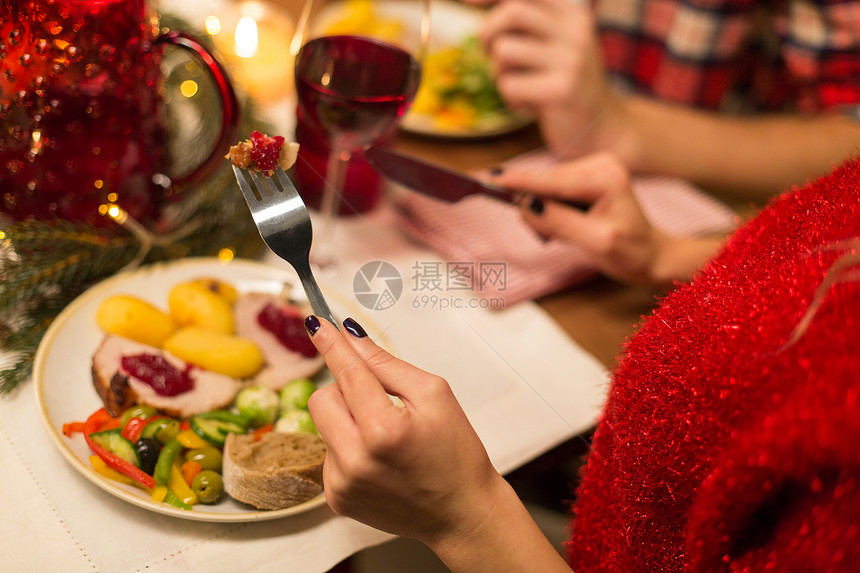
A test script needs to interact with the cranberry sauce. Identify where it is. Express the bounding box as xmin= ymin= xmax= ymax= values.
xmin=257 ymin=303 xmax=318 ymax=358
xmin=121 ymin=353 xmax=193 ymax=397
xmin=249 ymin=130 xmax=284 ymax=173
